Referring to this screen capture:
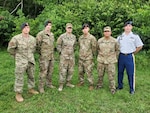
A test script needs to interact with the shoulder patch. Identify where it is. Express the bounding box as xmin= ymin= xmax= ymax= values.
xmin=9 ymin=42 xmax=15 ymax=46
